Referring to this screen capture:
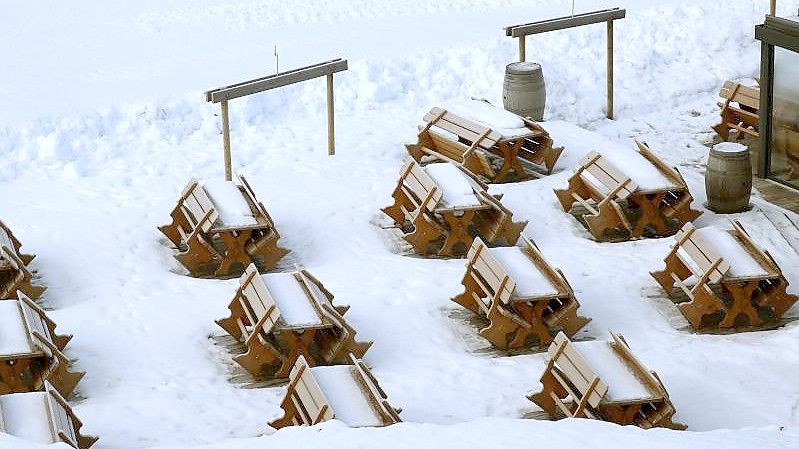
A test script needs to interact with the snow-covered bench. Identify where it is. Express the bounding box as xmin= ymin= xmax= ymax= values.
xmin=0 ymin=293 xmax=83 ymax=397
xmin=406 ymin=99 xmax=563 ymax=182
xmin=159 ymin=175 xmax=288 ymax=277
xmin=713 ymin=80 xmax=760 ymax=141
xmin=451 ymin=237 xmax=590 ymax=349
xmin=0 ymin=381 xmax=97 ymax=449
xmin=0 ymin=220 xmax=45 ymax=300
xmin=554 ymin=140 xmax=701 ymax=241
xmin=270 ymin=354 xmax=401 ymax=429
xmin=529 ymin=332 xmax=684 ymax=430
xmin=382 ymin=160 xmax=527 ymax=257
xmin=651 ymin=221 xmax=798 ymax=330
xmin=216 ymin=264 xmax=371 ymax=379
